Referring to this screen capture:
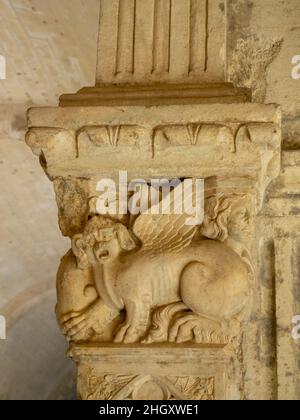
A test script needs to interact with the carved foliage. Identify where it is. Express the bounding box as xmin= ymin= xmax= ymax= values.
xmin=78 ymin=368 xmax=215 ymax=400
